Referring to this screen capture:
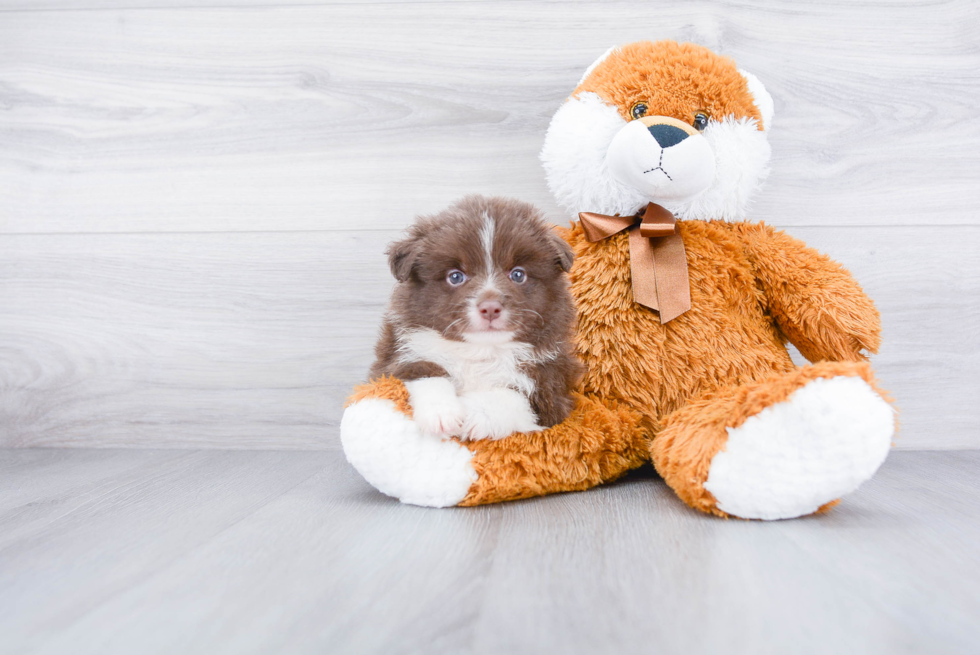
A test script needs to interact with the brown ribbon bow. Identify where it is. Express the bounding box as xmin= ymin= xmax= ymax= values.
xmin=578 ymin=202 xmax=691 ymax=323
